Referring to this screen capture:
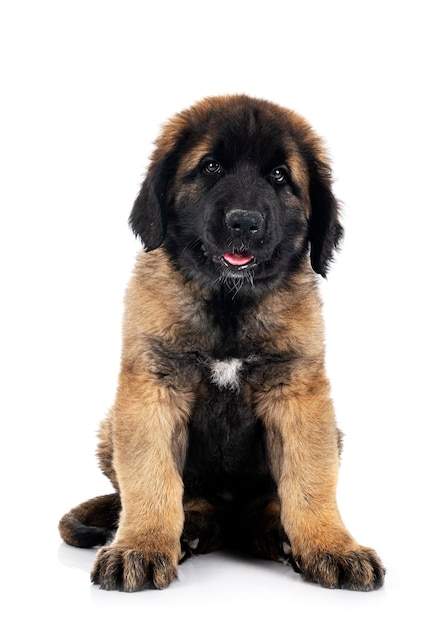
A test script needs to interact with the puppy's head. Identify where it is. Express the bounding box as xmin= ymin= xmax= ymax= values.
xmin=130 ymin=95 xmax=342 ymax=292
